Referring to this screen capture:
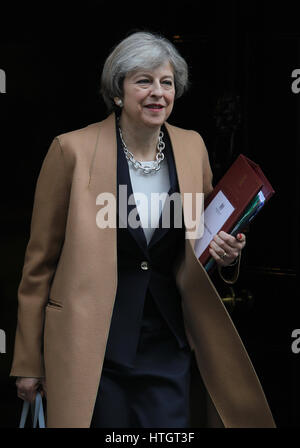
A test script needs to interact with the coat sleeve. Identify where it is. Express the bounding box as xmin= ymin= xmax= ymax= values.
xmin=10 ymin=137 xmax=72 ymax=378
